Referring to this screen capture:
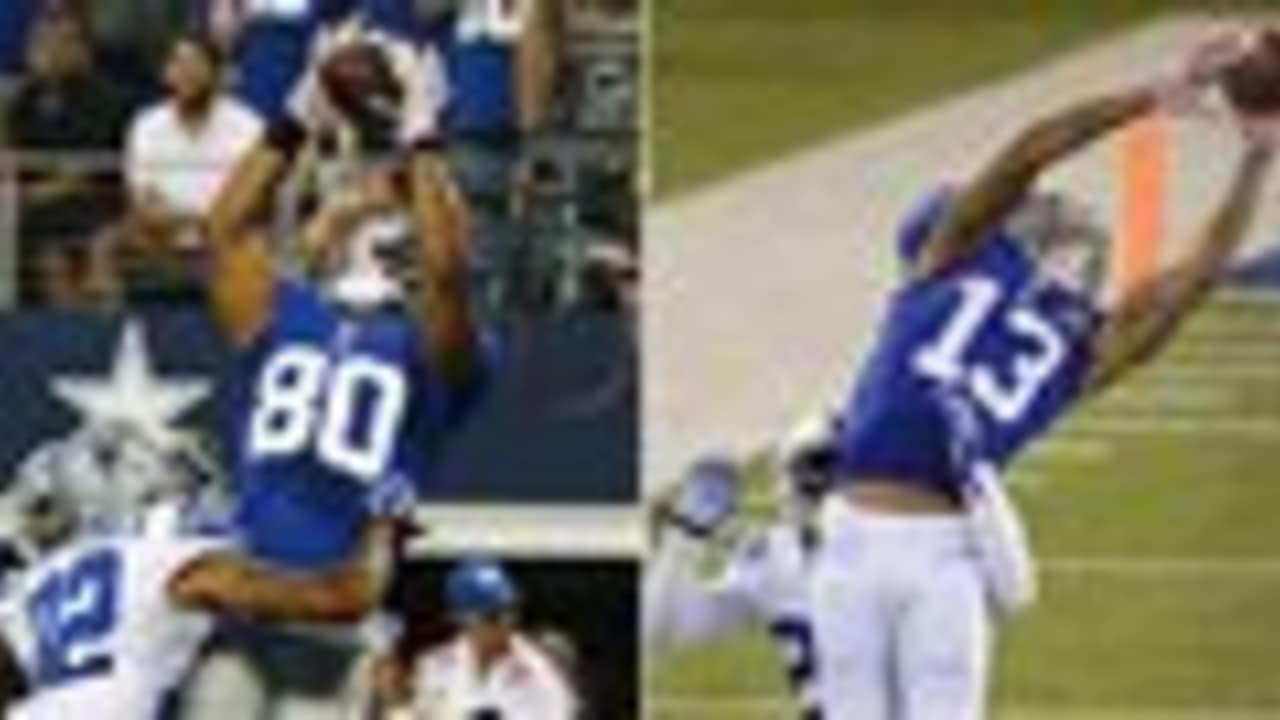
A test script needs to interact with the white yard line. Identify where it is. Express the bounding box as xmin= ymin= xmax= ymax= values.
xmin=1143 ymin=364 xmax=1280 ymax=381
xmin=1216 ymin=288 xmax=1280 ymax=306
xmin=1041 ymin=556 xmax=1280 ymax=577
xmin=406 ymin=505 xmax=644 ymax=557
xmin=1024 ymin=438 xmax=1113 ymax=461
xmin=1065 ymin=416 xmax=1280 ymax=437
xmin=649 ymin=697 xmax=1280 ymax=719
